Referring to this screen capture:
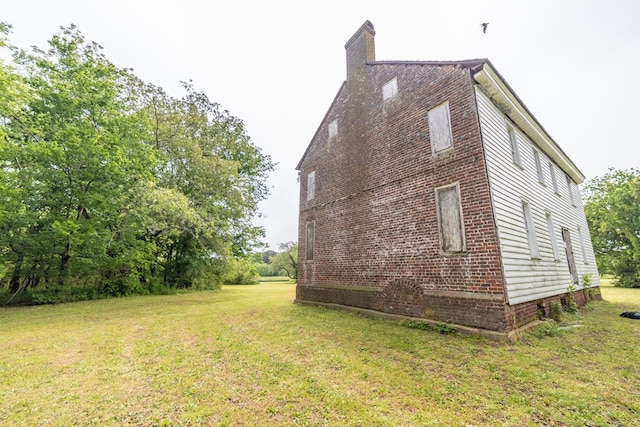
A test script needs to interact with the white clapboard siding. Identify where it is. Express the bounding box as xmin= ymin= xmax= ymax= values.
xmin=475 ymin=88 xmax=600 ymax=305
